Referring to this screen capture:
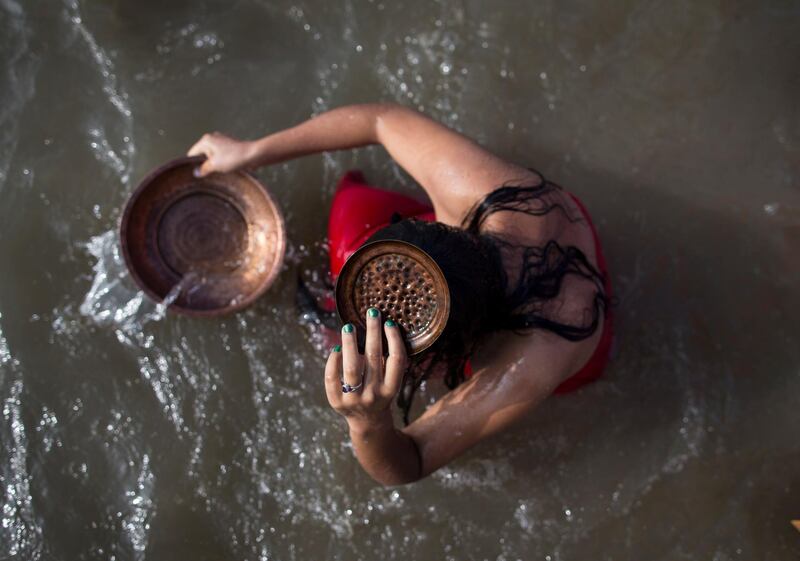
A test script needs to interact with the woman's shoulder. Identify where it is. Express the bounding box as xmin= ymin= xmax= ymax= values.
xmin=471 ymin=180 xmax=607 ymax=382
xmin=476 ymin=185 xmax=599 ymax=293
xmin=473 ymin=306 xmax=605 ymax=392
xmin=481 ymin=184 xmax=596 ymax=250
xmin=471 ymin=322 xmax=594 ymax=392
